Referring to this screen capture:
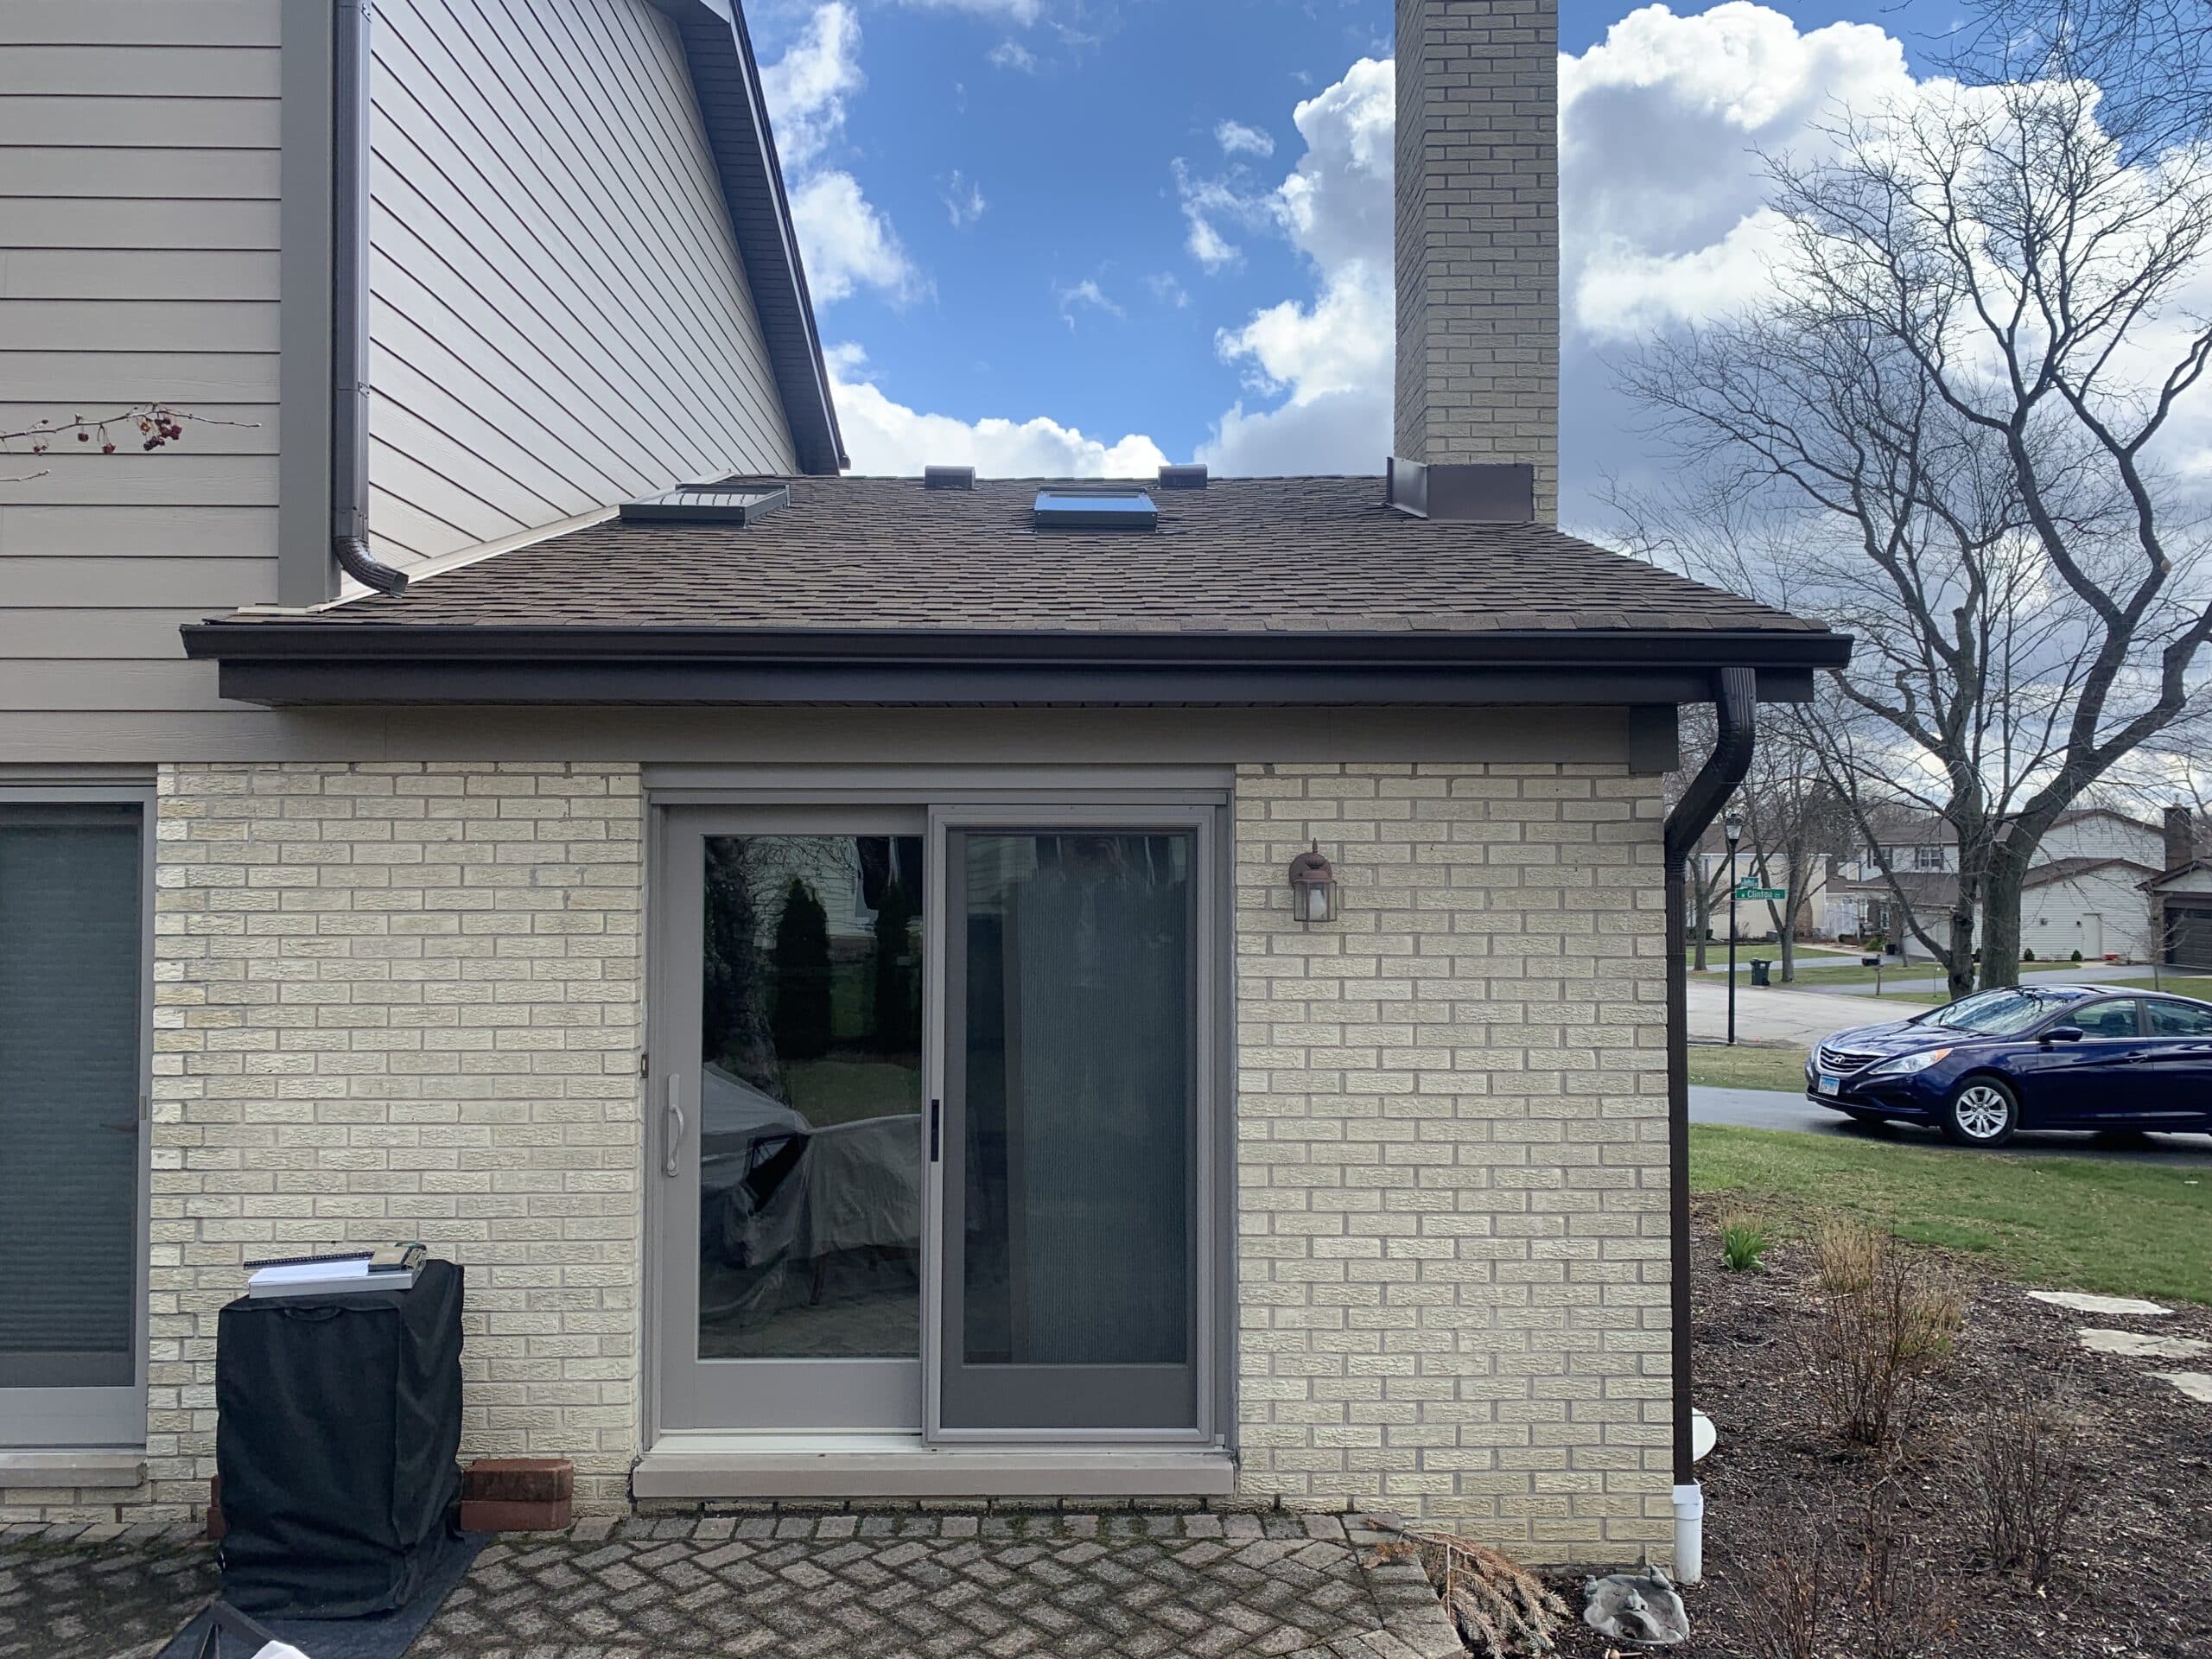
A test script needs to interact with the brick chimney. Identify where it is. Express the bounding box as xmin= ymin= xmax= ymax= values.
xmin=2166 ymin=804 xmax=2198 ymax=873
xmin=1393 ymin=0 xmax=1560 ymax=522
